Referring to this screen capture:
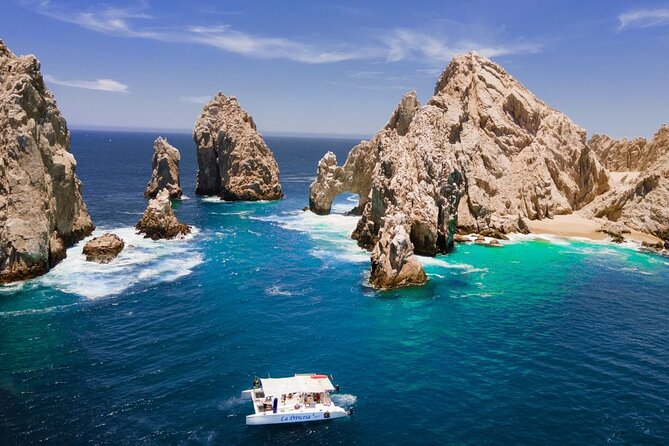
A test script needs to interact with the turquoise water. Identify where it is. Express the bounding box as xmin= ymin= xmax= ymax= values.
xmin=1 ymin=131 xmax=668 ymax=445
